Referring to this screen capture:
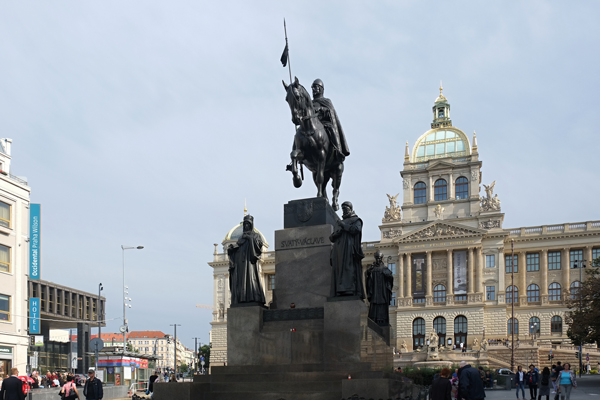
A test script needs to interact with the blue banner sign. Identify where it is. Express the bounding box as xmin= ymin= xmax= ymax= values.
xmin=30 ymin=204 xmax=40 ymax=279
xmin=29 ymin=297 xmax=40 ymax=334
